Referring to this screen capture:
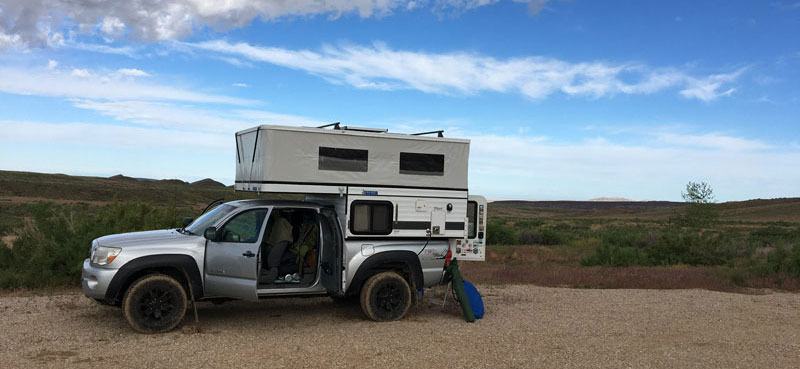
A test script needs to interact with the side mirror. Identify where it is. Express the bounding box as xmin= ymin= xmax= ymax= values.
xmin=182 ymin=217 xmax=194 ymax=227
xmin=203 ymin=227 xmax=218 ymax=241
